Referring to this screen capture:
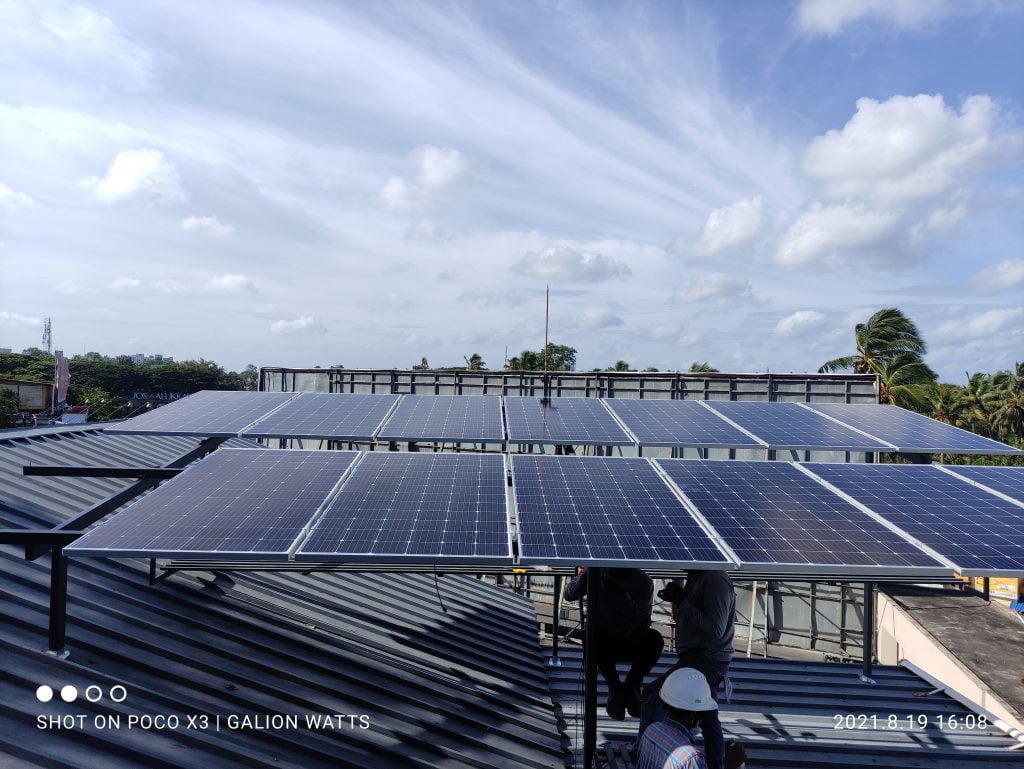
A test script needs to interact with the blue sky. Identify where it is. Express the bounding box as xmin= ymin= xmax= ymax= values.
xmin=0 ymin=0 xmax=1021 ymax=380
